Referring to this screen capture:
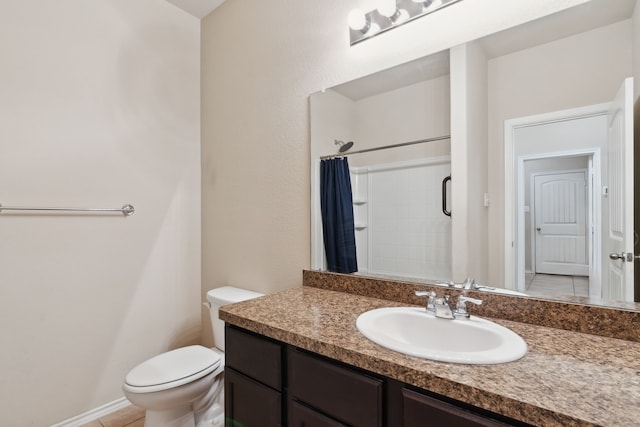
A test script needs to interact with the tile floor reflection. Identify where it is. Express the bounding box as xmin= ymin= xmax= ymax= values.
xmin=525 ymin=273 xmax=589 ymax=297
